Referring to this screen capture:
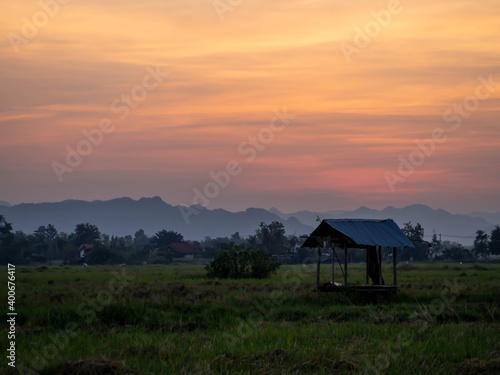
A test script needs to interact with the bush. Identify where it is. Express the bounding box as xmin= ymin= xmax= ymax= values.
xmin=85 ymin=245 xmax=124 ymax=265
xmin=206 ymin=246 xmax=280 ymax=279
